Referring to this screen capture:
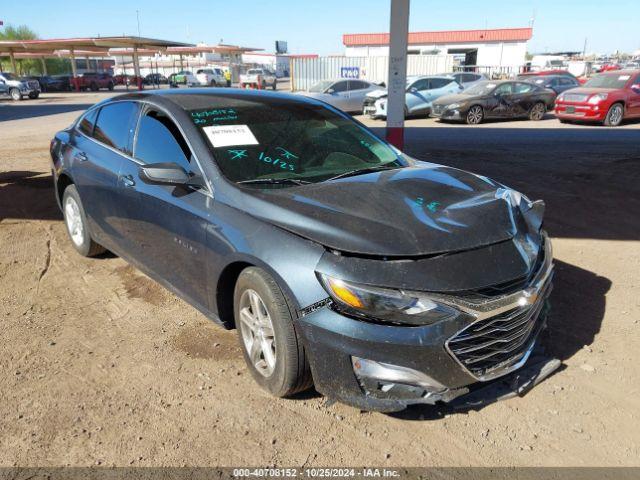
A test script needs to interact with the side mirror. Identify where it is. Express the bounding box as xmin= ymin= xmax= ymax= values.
xmin=325 ymin=88 xmax=335 ymax=94
xmin=408 ymin=87 xmax=418 ymax=93
xmin=139 ymin=162 xmax=203 ymax=187
xmin=631 ymin=84 xmax=640 ymax=93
